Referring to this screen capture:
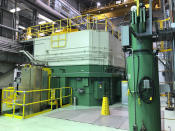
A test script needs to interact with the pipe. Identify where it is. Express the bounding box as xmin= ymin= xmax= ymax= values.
xmin=26 ymin=0 xmax=67 ymax=19
xmin=59 ymin=0 xmax=81 ymax=16
xmin=0 ymin=24 xmax=20 ymax=32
